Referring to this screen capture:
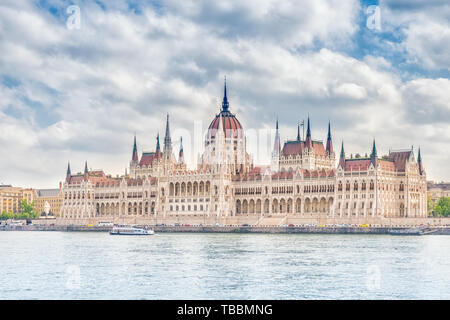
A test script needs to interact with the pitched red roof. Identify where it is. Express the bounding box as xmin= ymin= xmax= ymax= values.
xmin=378 ymin=159 xmax=396 ymax=171
xmin=388 ymin=151 xmax=413 ymax=172
xmin=345 ymin=159 xmax=371 ymax=171
xmin=281 ymin=140 xmax=326 ymax=157
xmin=139 ymin=152 xmax=157 ymax=166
